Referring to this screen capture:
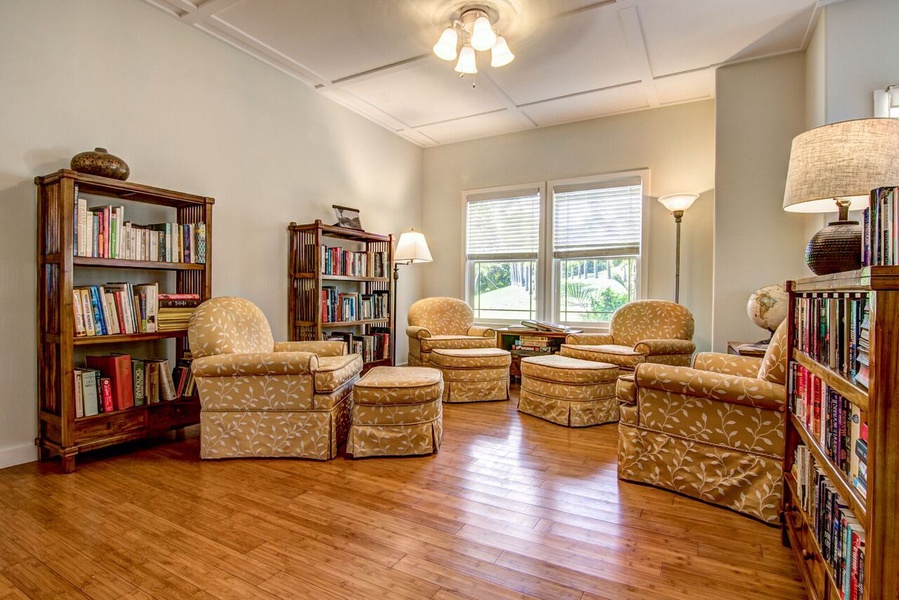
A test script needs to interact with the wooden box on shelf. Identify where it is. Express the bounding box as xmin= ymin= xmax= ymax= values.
xmin=288 ymin=220 xmax=394 ymax=371
xmin=782 ymin=267 xmax=899 ymax=600
xmin=35 ymin=169 xmax=214 ymax=473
